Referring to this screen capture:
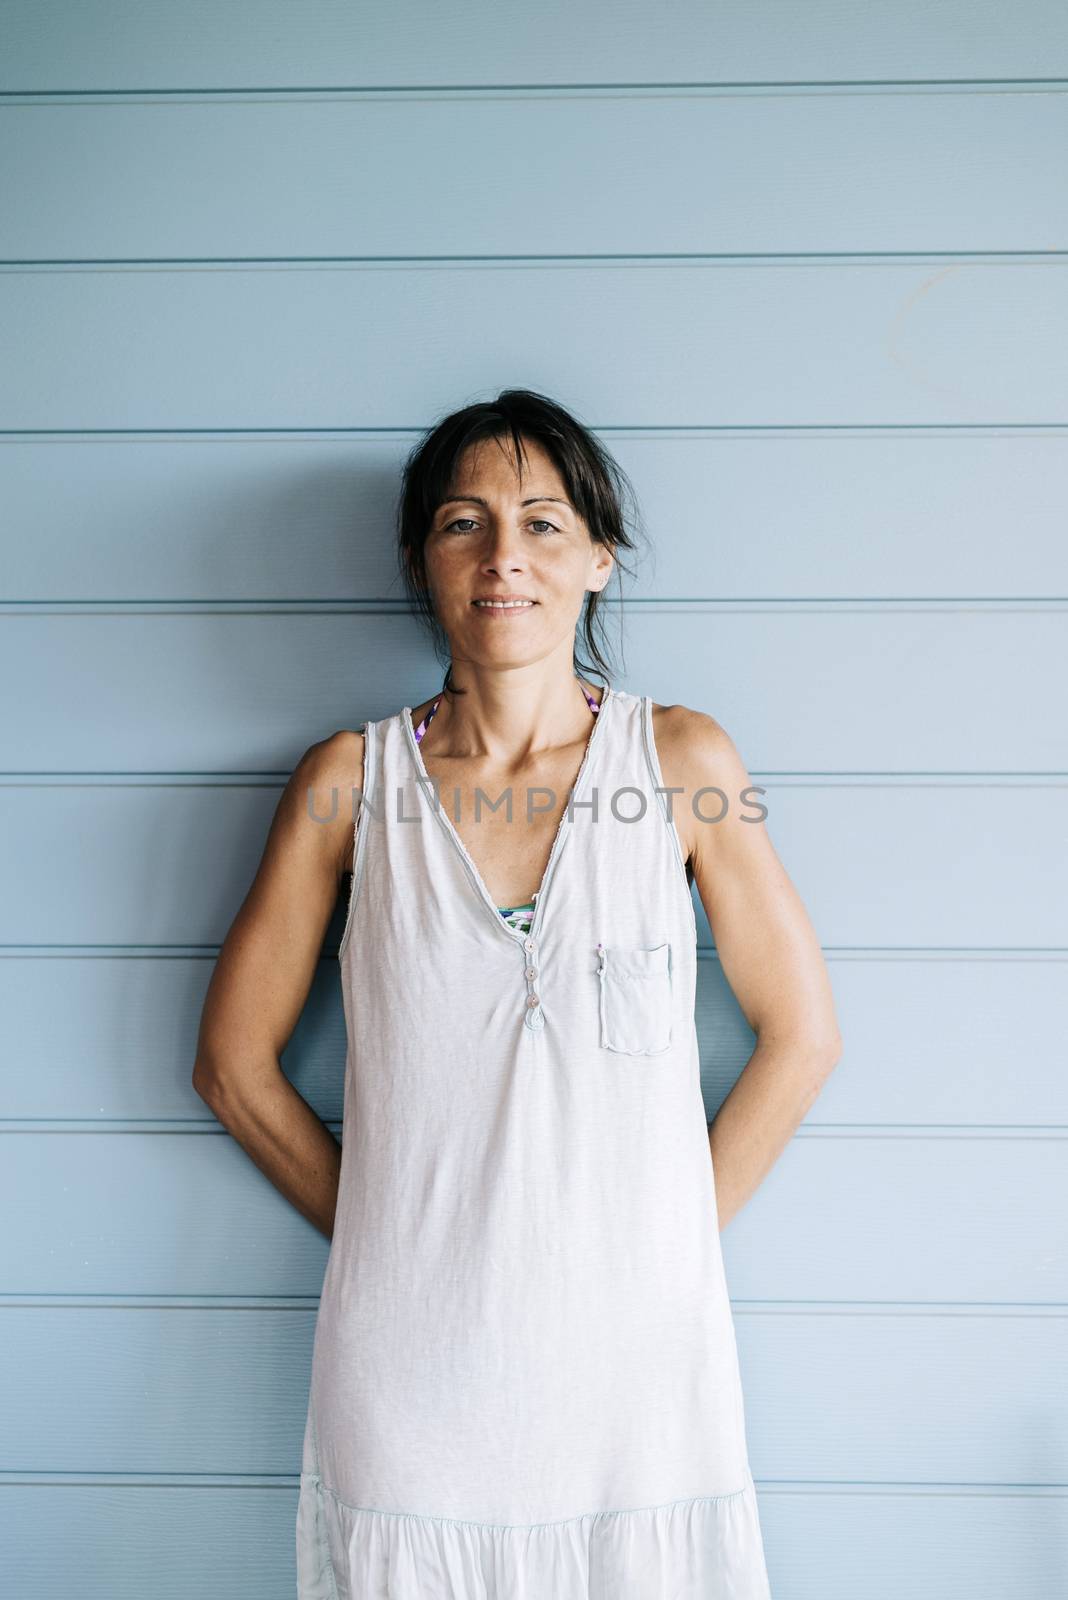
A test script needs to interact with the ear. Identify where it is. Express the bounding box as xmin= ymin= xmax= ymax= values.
xmin=591 ymin=550 xmax=616 ymax=590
